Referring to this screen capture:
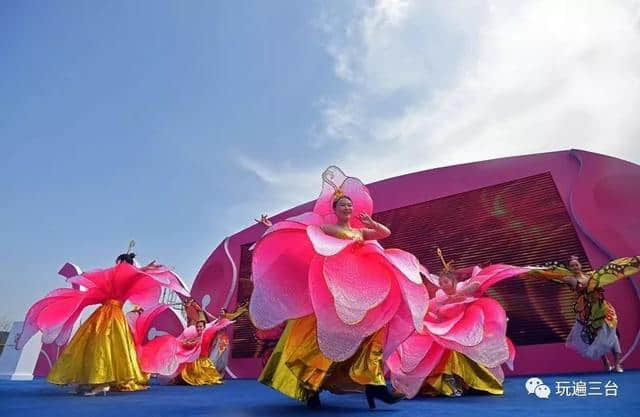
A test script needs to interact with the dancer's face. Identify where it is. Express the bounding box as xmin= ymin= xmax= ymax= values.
xmin=569 ymin=260 xmax=581 ymax=274
xmin=196 ymin=321 xmax=205 ymax=335
xmin=333 ymin=197 xmax=353 ymax=222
